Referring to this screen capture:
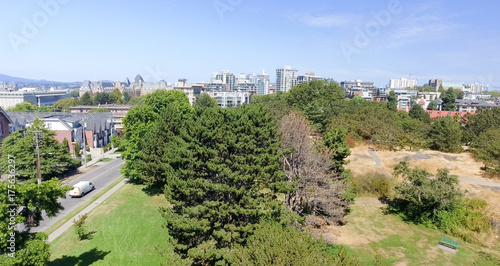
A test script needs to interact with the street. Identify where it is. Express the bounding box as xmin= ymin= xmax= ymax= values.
xmin=31 ymin=158 xmax=125 ymax=233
